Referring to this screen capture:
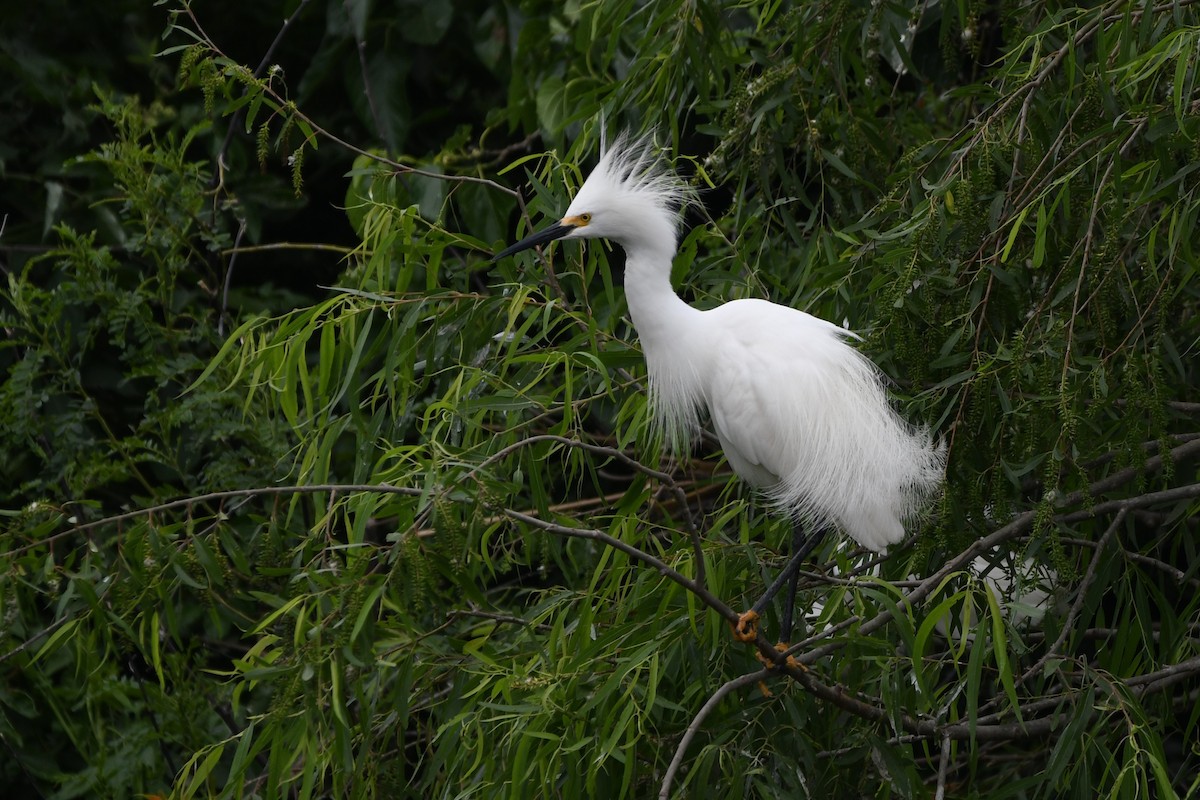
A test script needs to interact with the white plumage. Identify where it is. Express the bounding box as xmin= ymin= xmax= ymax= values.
xmin=495 ymin=133 xmax=945 ymax=552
